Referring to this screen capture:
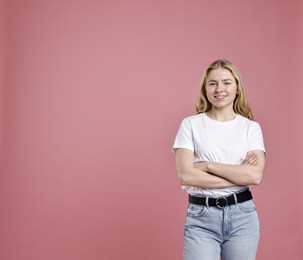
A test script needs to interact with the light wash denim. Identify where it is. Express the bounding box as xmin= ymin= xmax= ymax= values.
xmin=184 ymin=195 xmax=260 ymax=260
